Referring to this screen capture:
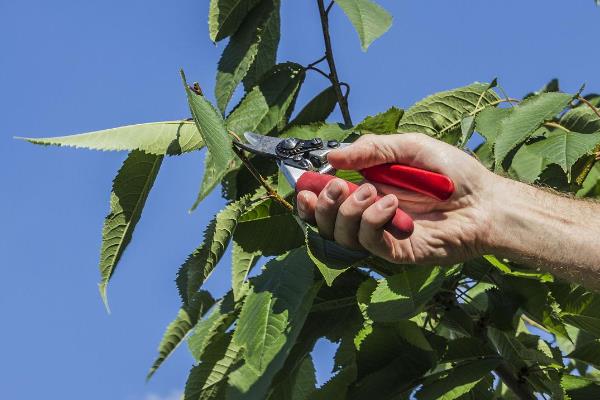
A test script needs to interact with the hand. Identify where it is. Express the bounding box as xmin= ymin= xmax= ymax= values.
xmin=296 ymin=133 xmax=501 ymax=265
